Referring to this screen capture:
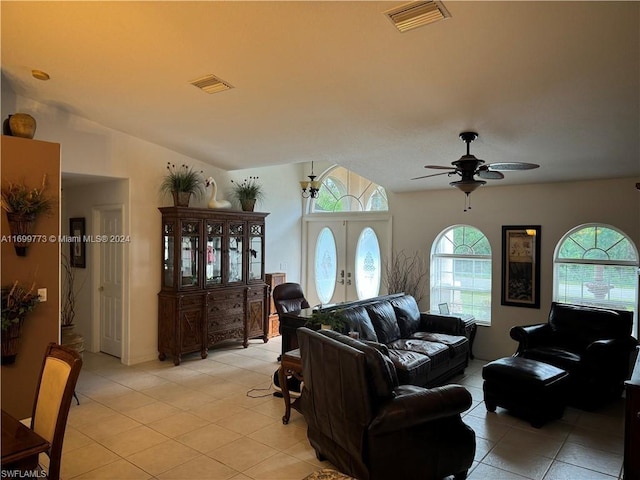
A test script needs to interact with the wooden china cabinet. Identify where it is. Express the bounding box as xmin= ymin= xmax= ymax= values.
xmin=157 ymin=207 xmax=269 ymax=365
